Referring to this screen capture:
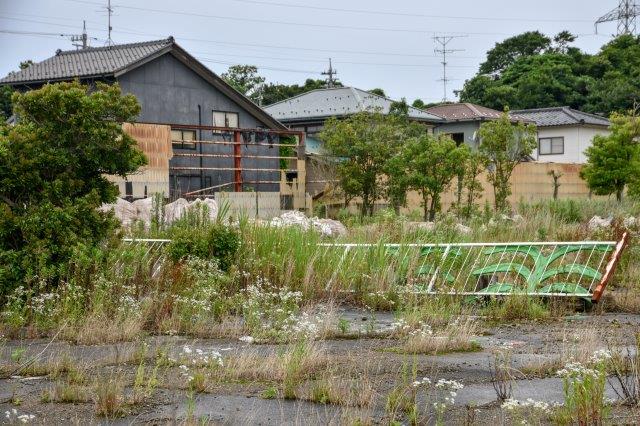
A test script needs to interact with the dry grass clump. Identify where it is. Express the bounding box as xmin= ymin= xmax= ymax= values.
xmin=602 ymin=289 xmax=640 ymax=314
xmin=61 ymin=312 xmax=143 ymax=345
xmin=94 ymin=374 xmax=127 ymax=418
xmin=42 ymin=381 xmax=90 ymax=403
xmin=483 ymin=295 xmax=551 ymax=322
xmin=305 ymin=374 xmax=376 ymax=408
xmin=400 ymin=318 xmax=481 ymax=354
xmin=222 ymin=341 xmax=329 ymax=385
xmin=520 ymin=327 xmax=603 ymax=377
